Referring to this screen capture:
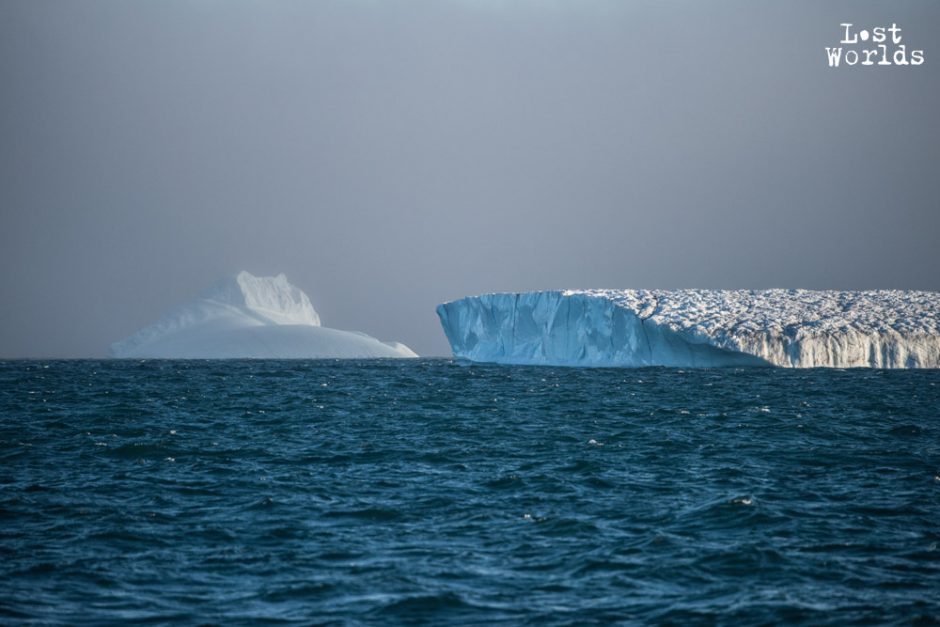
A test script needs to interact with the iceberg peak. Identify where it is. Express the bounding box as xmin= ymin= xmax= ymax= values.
xmin=110 ymin=271 xmax=416 ymax=359
xmin=201 ymin=271 xmax=321 ymax=327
